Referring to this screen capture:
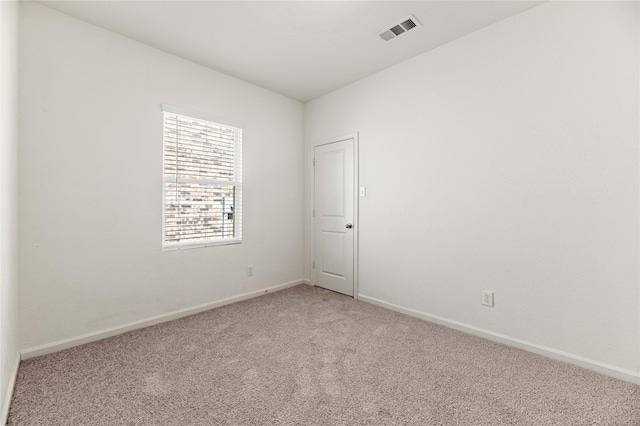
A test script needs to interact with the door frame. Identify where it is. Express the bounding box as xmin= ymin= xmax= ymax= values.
xmin=311 ymin=132 xmax=359 ymax=299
